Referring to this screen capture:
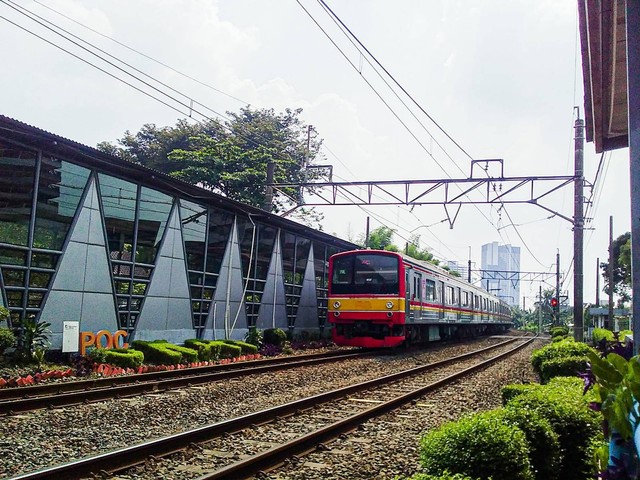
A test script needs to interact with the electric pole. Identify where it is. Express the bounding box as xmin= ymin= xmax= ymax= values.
xmin=573 ymin=115 xmax=584 ymax=341
xmin=555 ymin=251 xmax=561 ymax=325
